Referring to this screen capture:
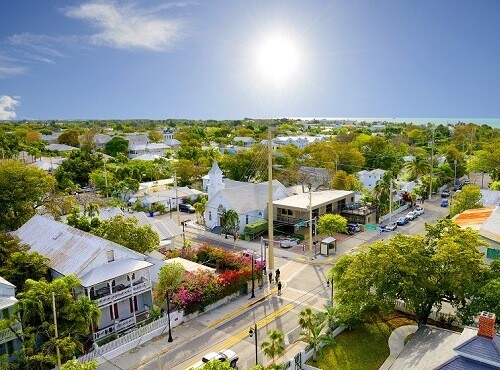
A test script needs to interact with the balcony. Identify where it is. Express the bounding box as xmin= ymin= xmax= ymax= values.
xmin=276 ymin=215 xmax=306 ymax=226
xmin=0 ymin=323 xmax=22 ymax=344
xmin=93 ymin=278 xmax=152 ymax=307
xmin=92 ymin=311 xmax=149 ymax=341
